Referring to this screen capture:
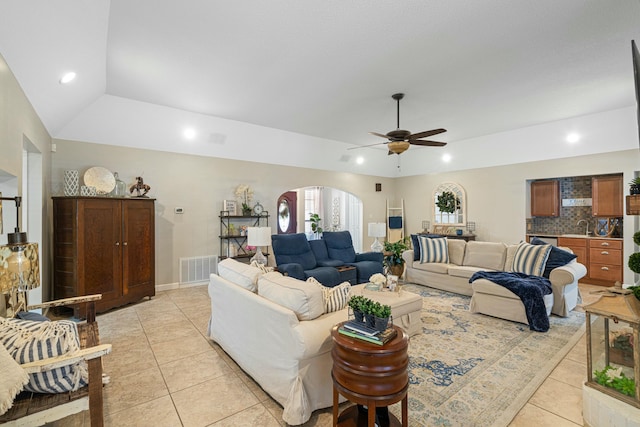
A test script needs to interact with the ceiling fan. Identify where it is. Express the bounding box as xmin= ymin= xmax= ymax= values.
xmin=352 ymin=93 xmax=447 ymax=155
